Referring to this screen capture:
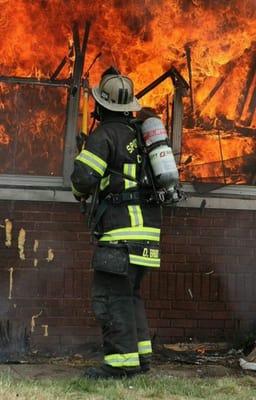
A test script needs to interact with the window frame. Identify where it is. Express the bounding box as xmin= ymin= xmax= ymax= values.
xmin=0 ymin=22 xmax=90 ymax=191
